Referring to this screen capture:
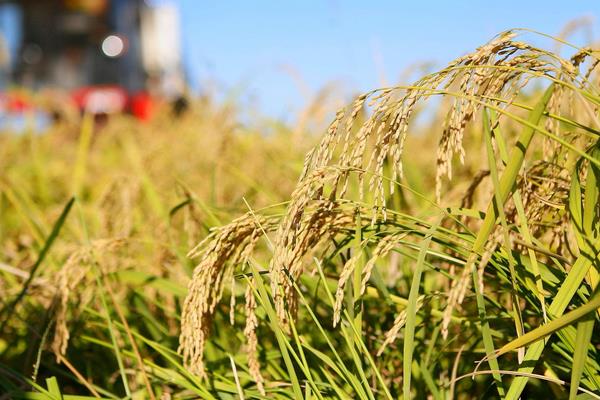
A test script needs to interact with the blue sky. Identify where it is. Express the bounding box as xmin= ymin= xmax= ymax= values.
xmin=179 ymin=1 xmax=599 ymax=119
xmin=0 ymin=1 xmax=597 ymax=119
